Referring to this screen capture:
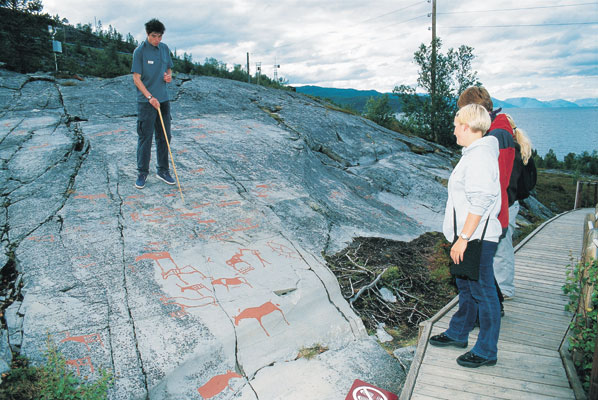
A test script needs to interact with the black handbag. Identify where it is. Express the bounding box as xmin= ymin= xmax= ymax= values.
xmin=449 ymin=210 xmax=489 ymax=281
